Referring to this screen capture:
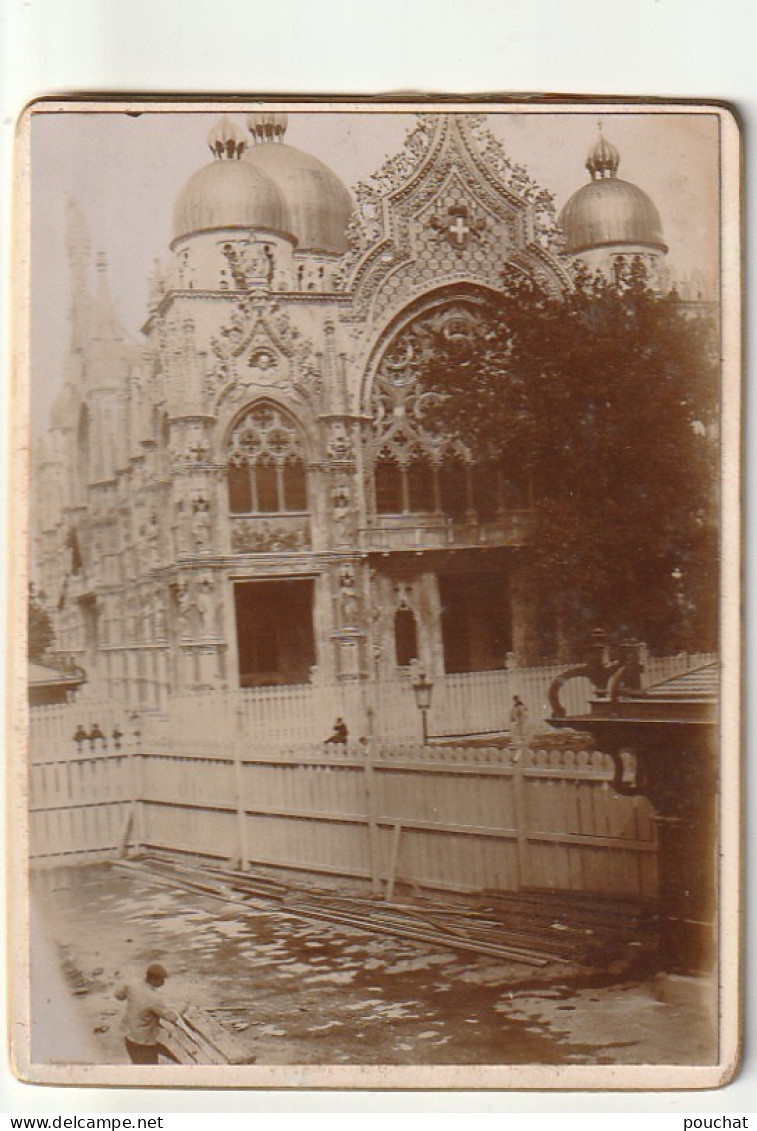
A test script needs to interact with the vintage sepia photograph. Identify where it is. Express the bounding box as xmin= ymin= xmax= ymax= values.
xmin=11 ymin=98 xmax=740 ymax=1089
